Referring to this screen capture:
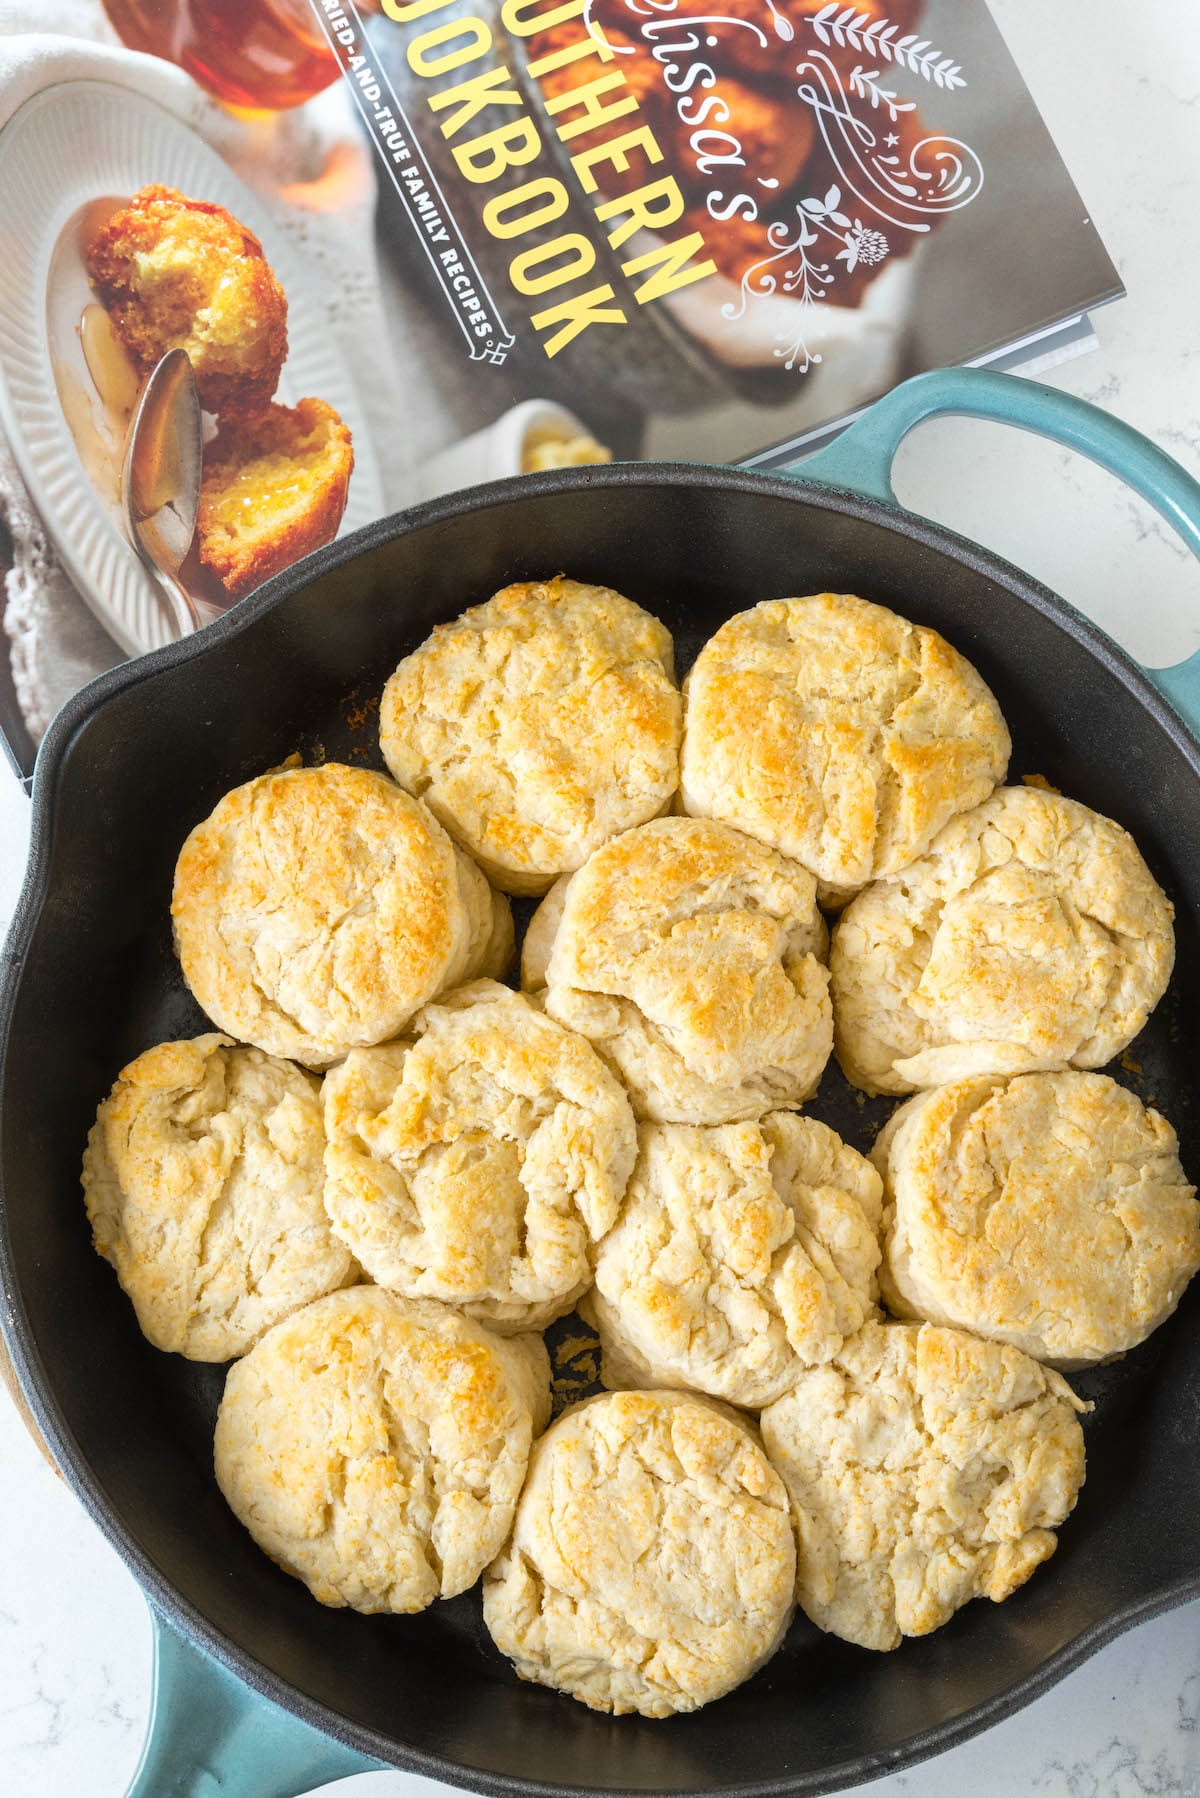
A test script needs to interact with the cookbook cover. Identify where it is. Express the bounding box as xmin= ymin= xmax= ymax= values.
xmin=0 ymin=0 xmax=1121 ymax=783
xmin=340 ymin=0 xmax=1122 ymax=467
